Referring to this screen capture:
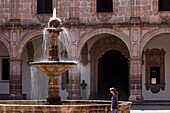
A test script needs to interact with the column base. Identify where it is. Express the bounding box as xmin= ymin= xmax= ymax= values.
xmin=67 ymin=84 xmax=82 ymax=99
xmin=67 ymin=94 xmax=82 ymax=99
xmin=129 ymin=95 xmax=143 ymax=103
xmin=89 ymin=93 xmax=98 ymax=100
xmin=46 ymin=96 xmax=62 ymax=105
xmin=9 ymin=94 xmax=26 ymax=100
